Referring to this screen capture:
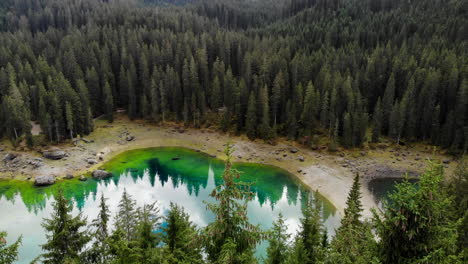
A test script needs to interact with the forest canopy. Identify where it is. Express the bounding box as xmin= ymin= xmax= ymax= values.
xmin=0 ymin=0 xmax=466 ymax=152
